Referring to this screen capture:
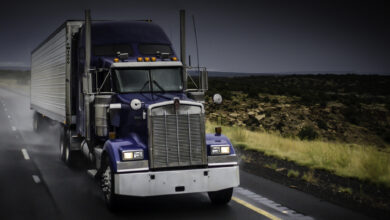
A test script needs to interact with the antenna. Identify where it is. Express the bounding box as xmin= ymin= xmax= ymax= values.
xmin=192 ymin=15 xmax=201 ymax=87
